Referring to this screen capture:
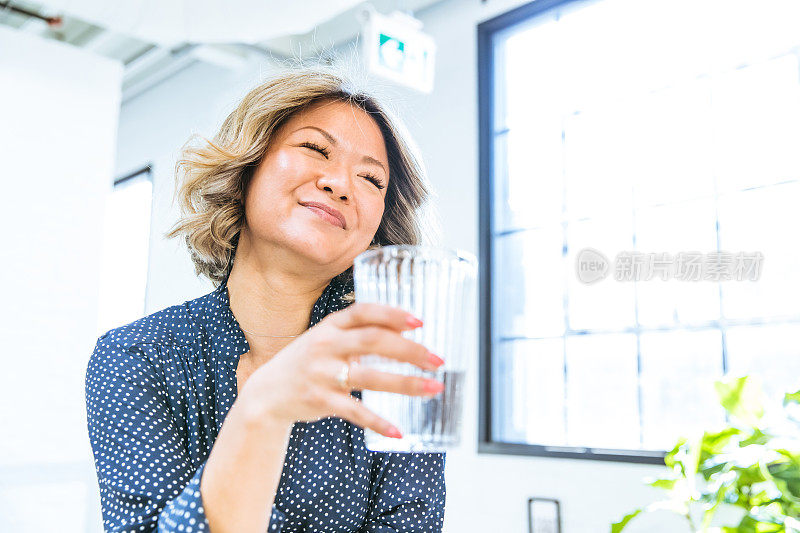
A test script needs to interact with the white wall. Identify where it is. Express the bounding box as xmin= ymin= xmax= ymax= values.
xmin=0 ymin=27 xmax=122 ymax=533
xmin=114 ymin=1 xmax=684 ymax=531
